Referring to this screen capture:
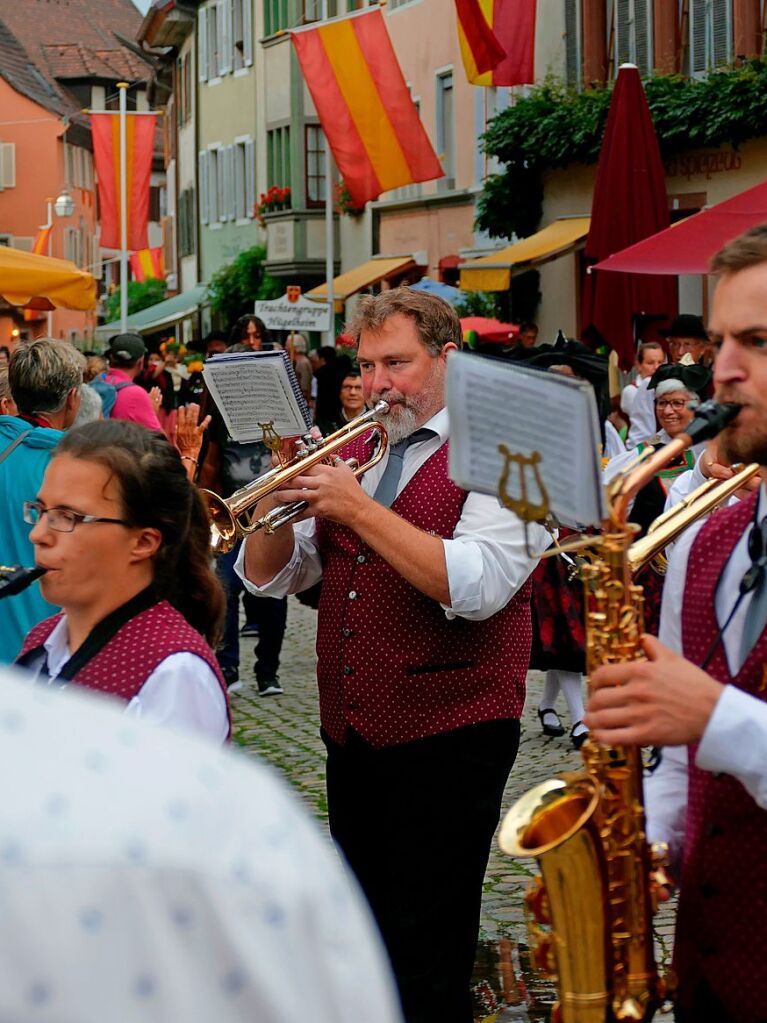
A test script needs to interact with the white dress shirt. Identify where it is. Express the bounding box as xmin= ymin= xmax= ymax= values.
xmin=235 ymin=407 xmax=552 ymax=621
xmin=23 ymin=616 xmax=229 ymax=744
xmin=0 ymin=665 xmax=402 ymax=1023
xmin=646 ymin=484 xmax=767 ymax=866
